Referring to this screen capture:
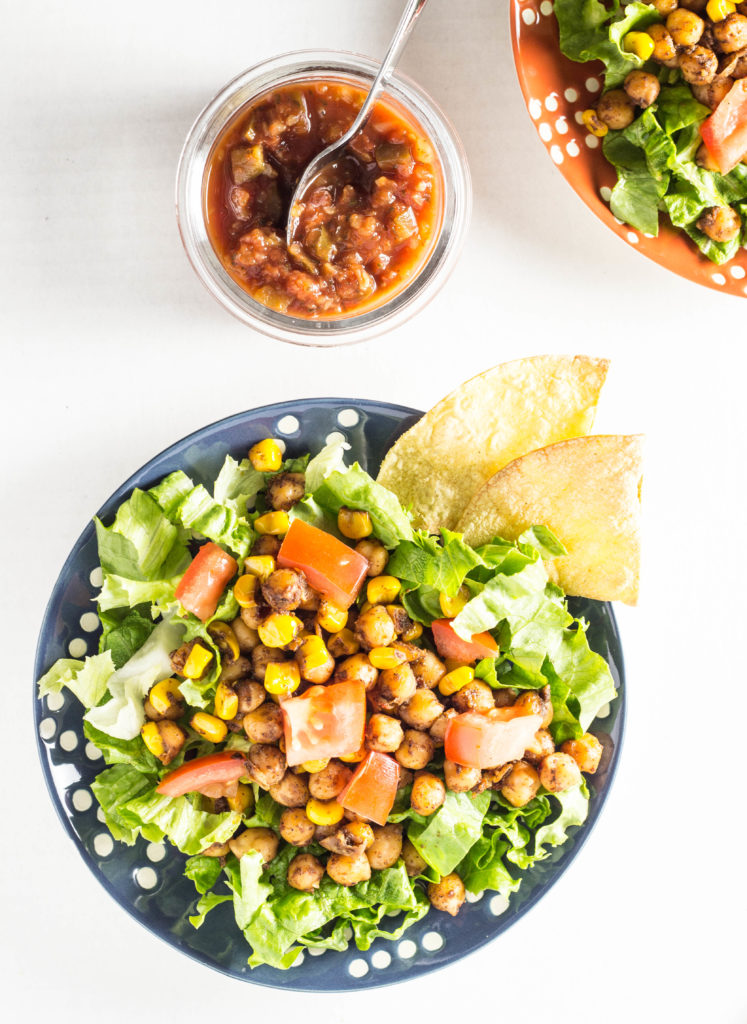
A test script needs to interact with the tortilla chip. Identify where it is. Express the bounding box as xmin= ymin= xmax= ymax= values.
xmin=376 ymin=355 xmax=609 ymax=532
xmin=457 ymin=435 xmax=642 ymax=605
